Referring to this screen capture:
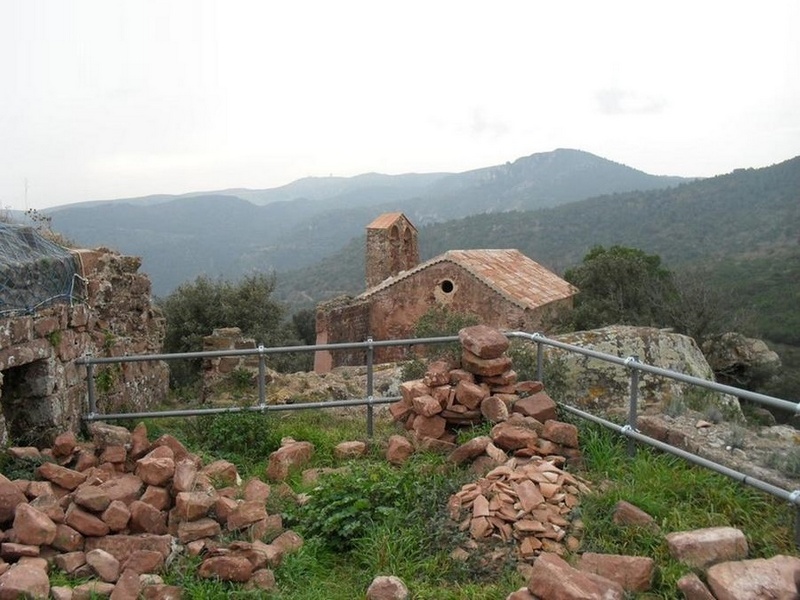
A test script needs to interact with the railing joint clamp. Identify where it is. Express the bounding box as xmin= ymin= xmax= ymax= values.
xmin=790 ymin=490 xmax=800 ymax=504
xmin=258 ymin=344 xmax=265 ymax=354
xmin=624 ymin=356 xmax=638 ymax=367
xmin=621 ymin=424 xmax=635 ymax=435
